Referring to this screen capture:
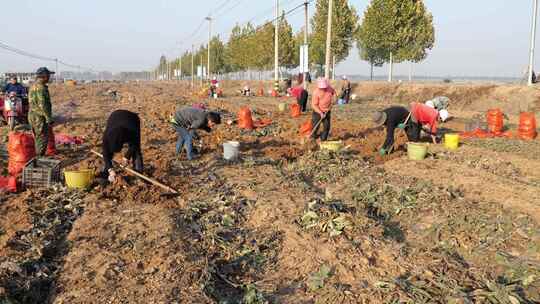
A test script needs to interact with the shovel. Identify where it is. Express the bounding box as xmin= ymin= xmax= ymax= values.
xmin=301 ymin=116 xmax=325 ymax=145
